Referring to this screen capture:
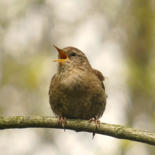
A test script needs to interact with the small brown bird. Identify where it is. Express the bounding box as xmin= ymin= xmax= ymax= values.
xmin=49 ymin=46 xmax=106 ymax=124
